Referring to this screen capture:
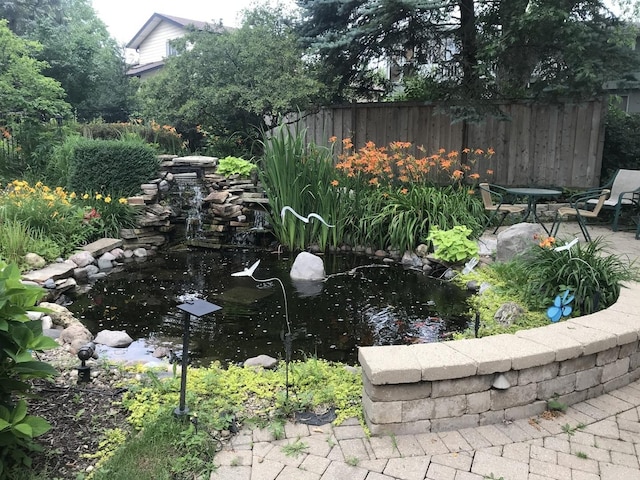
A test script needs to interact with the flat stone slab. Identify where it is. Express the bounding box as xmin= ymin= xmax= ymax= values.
xmin=543 ymin=321 xmax=617 ymax=356
xmin=445 ymin=335 xmax=514 ymax=374
xmin=22 ymin=262 xmax=75 ymax=283
xmin=515 ymin=326 xmax=583 ymax=362
xmin=82 ymin=238 xmax=123 ymax=257
xmin=408 ymin=343 xmax=476 ymax=381
xmin=568 ymin=315 xmax=638 ymax=346
xmin=359 ymin=345 xmax=422 ymax=385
